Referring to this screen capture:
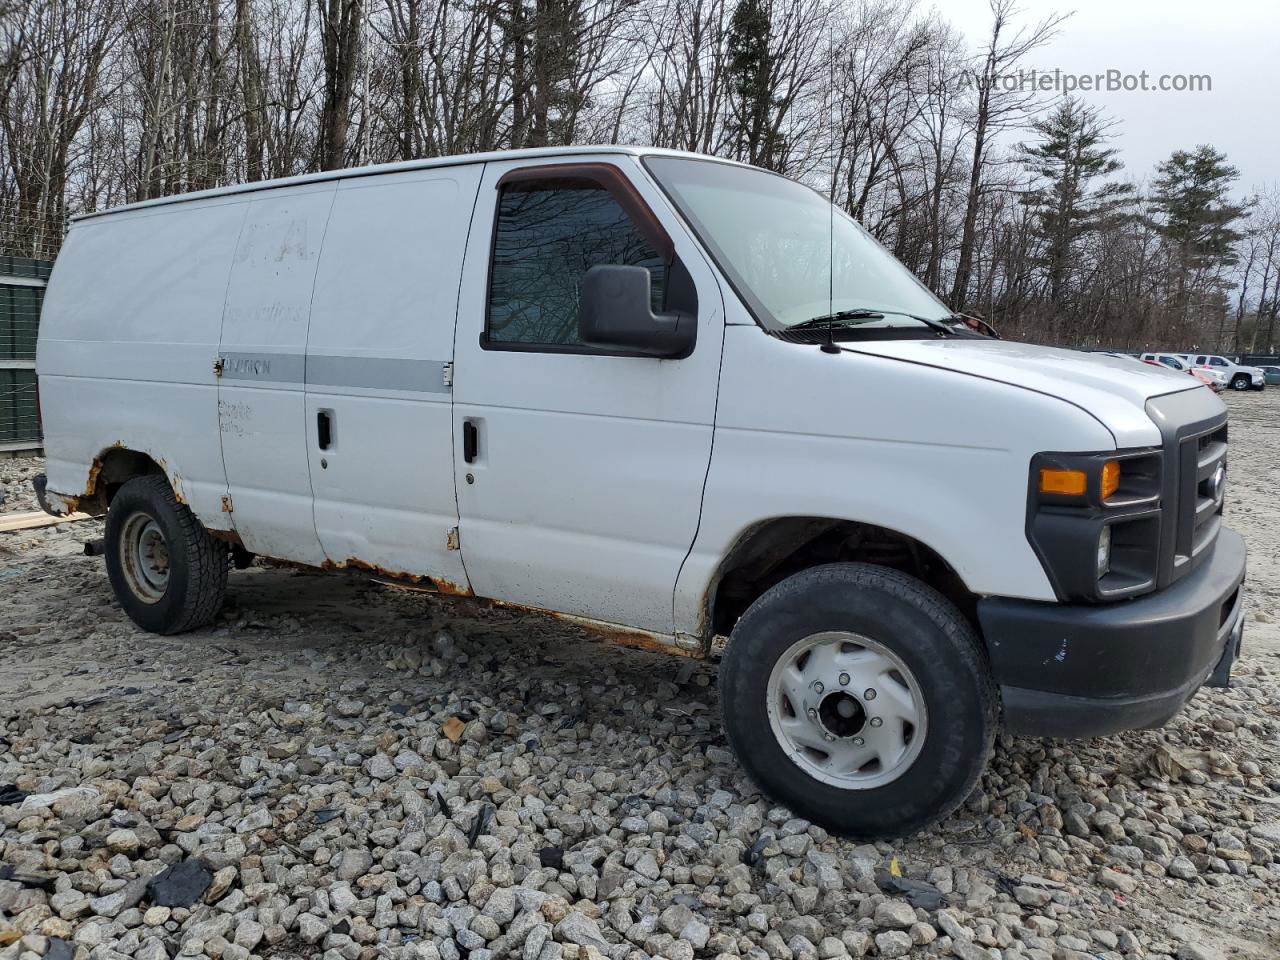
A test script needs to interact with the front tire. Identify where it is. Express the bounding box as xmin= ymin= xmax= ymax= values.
xmin=719 ymin=563 xmax=996 ymax=838
xmin=1231 ymin=373 xmax=1250 ymax=390
xmin=105 ymin=475 xmax=228 ymax=634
